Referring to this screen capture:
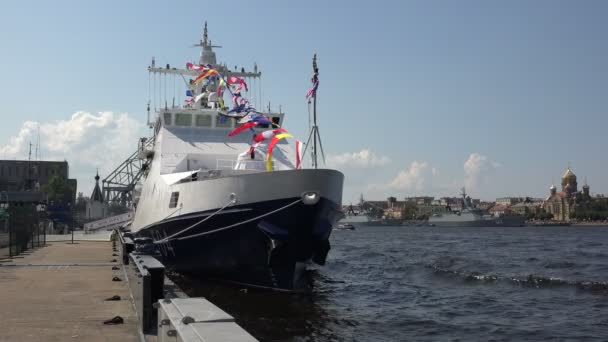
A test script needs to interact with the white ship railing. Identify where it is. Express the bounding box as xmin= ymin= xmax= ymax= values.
xmin=216 ymin=159 xmax=273 ymax=171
